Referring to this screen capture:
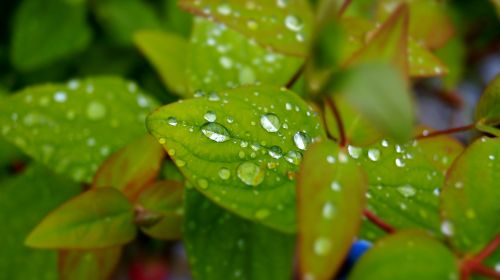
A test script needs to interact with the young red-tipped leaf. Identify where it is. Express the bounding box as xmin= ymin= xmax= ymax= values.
xmin=92 ymin=134 xmax=164 ymax=201
xmin=59 ymin=247 xmax=122 ymax=280
xmin=475 ymin=74 xmax=500 ymax=128
xmin=137 ymin=180 xmax=184 ymax=240
xmin=25 ymin=188 xmax=136 ymax=249
xmin=297 ymin=140 xmax=367 ymax=280
xmin=180 ymin=0 xmax=313 ymax=56
xmin=441 ymin=137 xmax=500 ymax=253
xmin=350 ymin=230 xmax=459 ymax=280
xmin=134 ymin=30 xmax=190 ymax=97
xmin=345 ymin=4 xmax=409 ymax=77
